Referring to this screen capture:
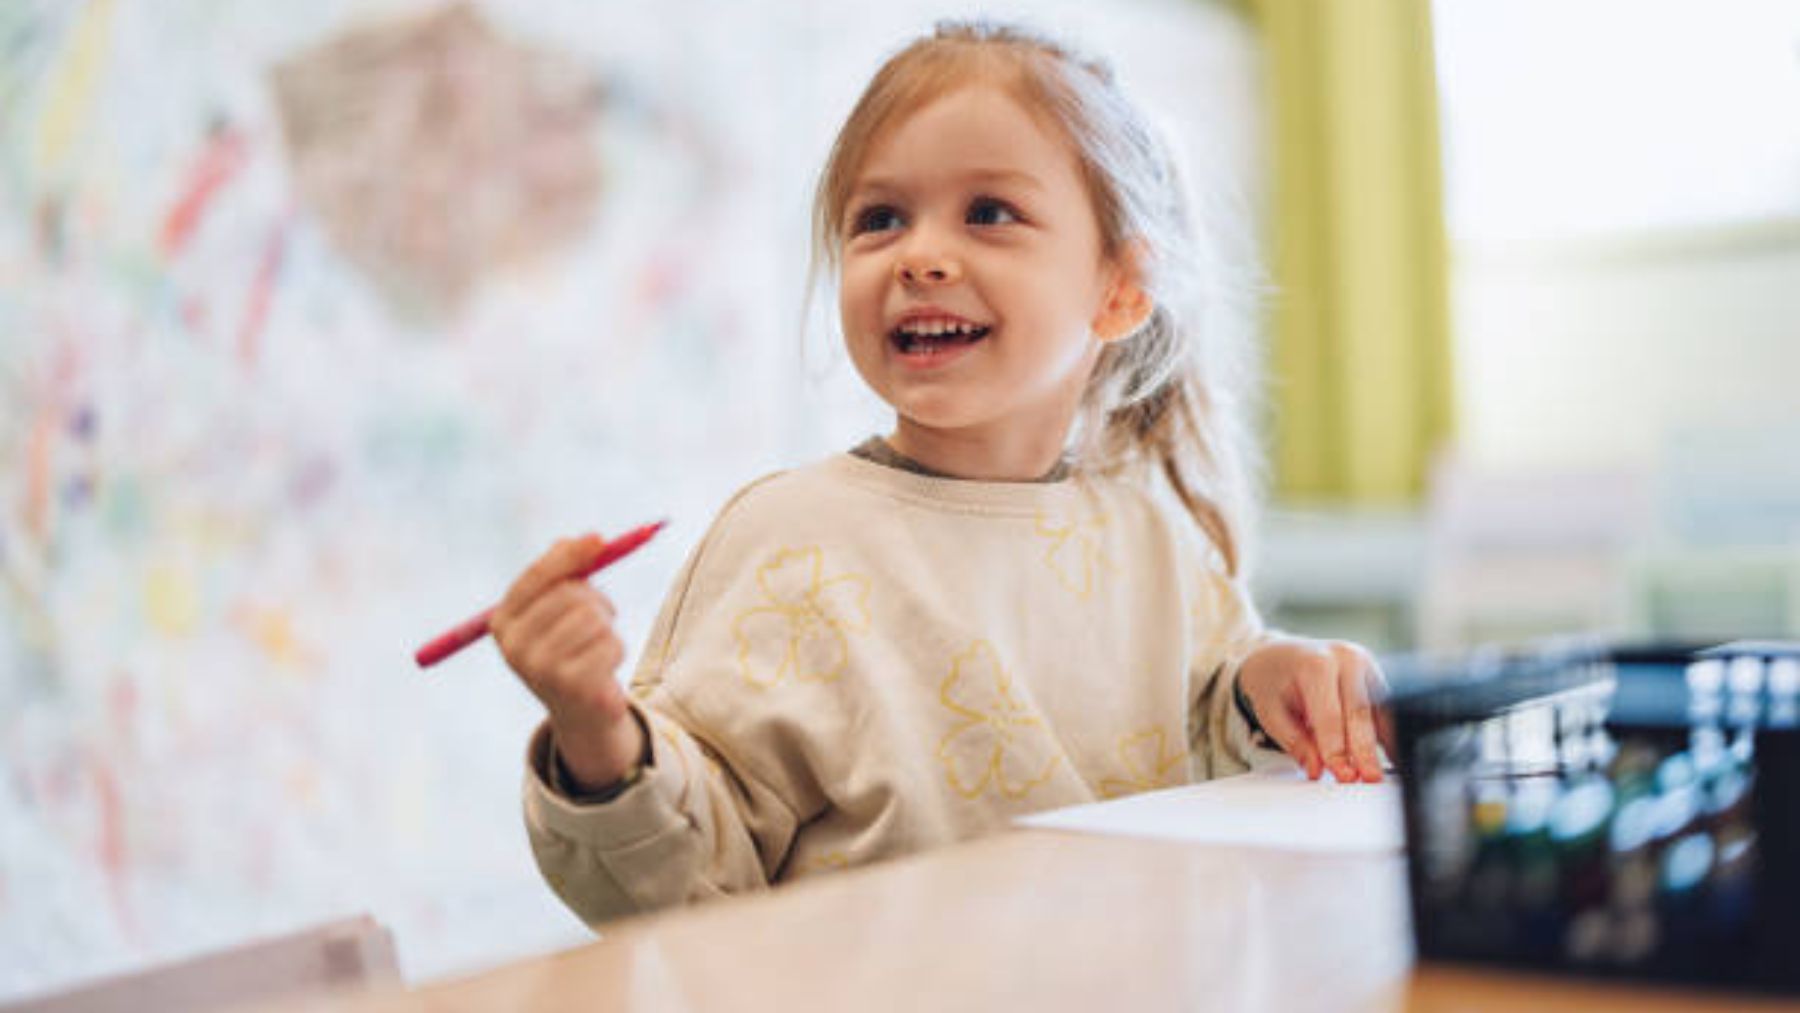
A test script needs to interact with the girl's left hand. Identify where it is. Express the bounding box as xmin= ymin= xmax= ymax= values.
xmin=1236 ymin=639 xmax=1396 ymax=783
